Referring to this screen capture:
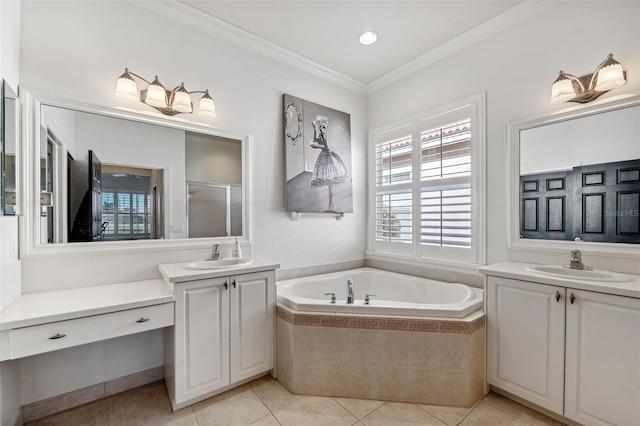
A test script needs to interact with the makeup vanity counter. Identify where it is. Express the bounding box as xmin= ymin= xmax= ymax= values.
xmin=158 ymin=259 xmax=280 ymax=410
xmin=0 ymin=279 xmax=174 ymax=361
xmin=482 ymin=261 xmax=639 ymax=426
